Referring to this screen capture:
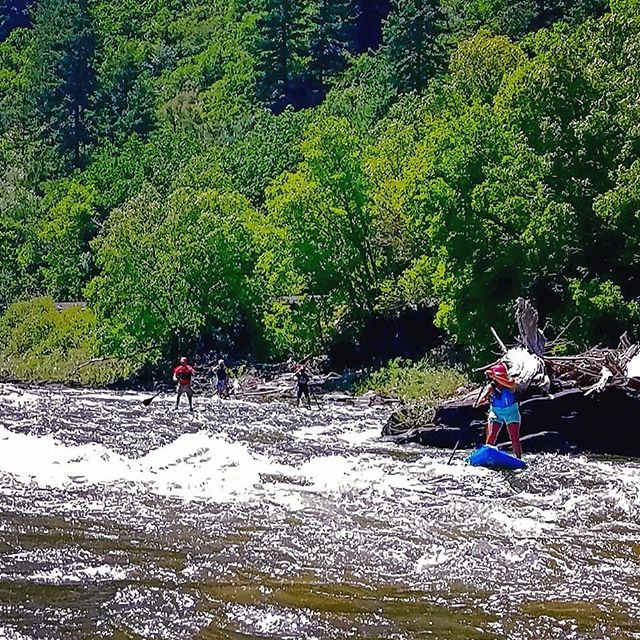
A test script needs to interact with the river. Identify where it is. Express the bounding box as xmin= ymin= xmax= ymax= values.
xmin=0 ymin=384 xmax=639 ymax=639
